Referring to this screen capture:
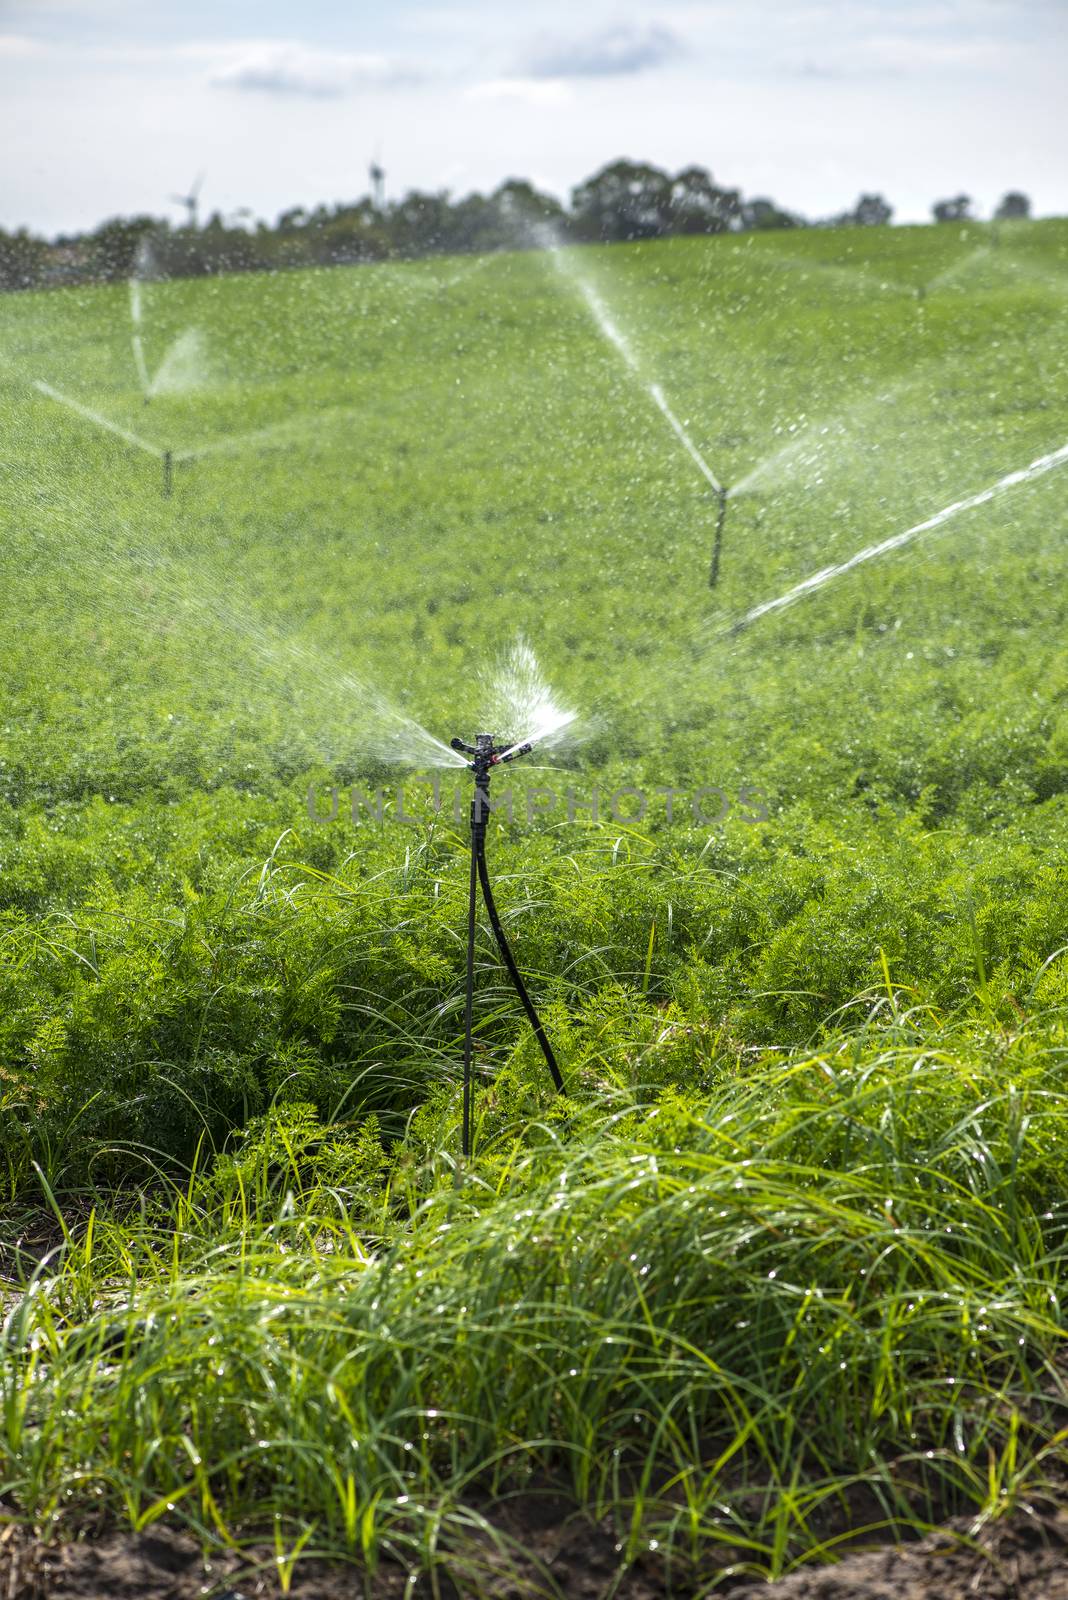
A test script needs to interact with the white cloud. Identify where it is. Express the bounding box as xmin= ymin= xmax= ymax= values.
xmin=517 ymin=22 xmax=683 ymax=79
xmin=782 ymin=30 xmax=1018 ymax=78
xmin=846 ymin=31 xmax=1016 ymax=71
xmin=2 ymin=1 xmax=1067 ymax=234
xmin=0 ymin=33 xmax=42 ymax=56
xmin=469 ymin=76 xmax=573 ymax=106
xmin=207 ymin=41 xmax=408 ymax=97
